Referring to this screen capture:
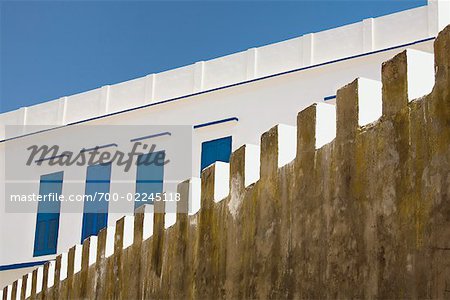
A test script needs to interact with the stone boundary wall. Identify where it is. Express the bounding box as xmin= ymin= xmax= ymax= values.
xmin=3 ymin=24 xmax=450 ymax=300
